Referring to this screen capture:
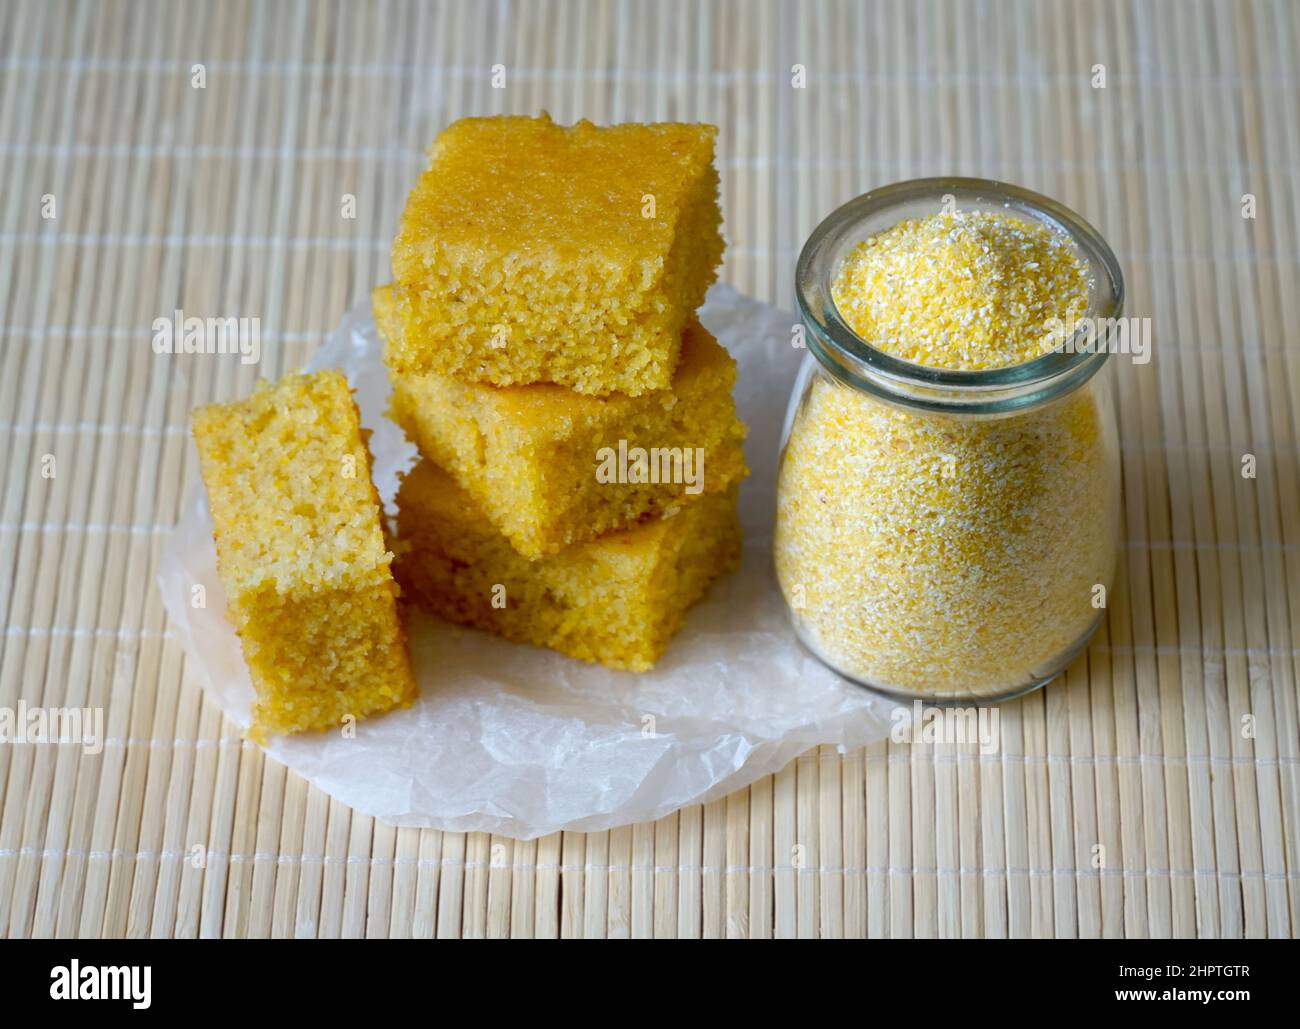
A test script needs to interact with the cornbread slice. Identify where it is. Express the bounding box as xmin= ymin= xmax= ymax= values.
xmin=375 ymin=284 xmax=748 ymax=559
xmin=192 ymin=371 xmax=416 ymax=738
xmin=396 ymin=460 xmax=742 ymax=672
xmin=389 ymin=113 xmax=724 ymax=396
